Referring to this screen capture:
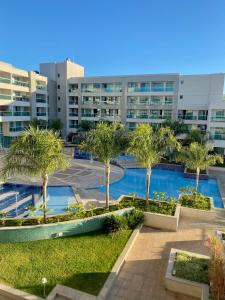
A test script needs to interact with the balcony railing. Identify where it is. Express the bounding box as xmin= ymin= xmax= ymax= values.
xmin=9 ymin=127 xmax=24 ymax=132
xmin=69 ymin=124 xmax=79 ymax=129
xmin=0 ymin=77 xmax=11 ymax=84
xmin=0 ymin=94 xmax=11 ymax=100
xmin=69 ymin=113 xmax=78 ymax=117
xmin=69 ymin=88 xmax=79 ymax=93
xmin=81 ymin=89 xmax=100 ymax=93
xmin=178 ymin=115 xmax=197 ymax=120
xmin=211 ymin=133 xmax=225 ymax=140
xmin=37 ymin=112 xmax=47 ymax=116
xmin=13 ymin=96 xmax=29 ymax=102
xmin=82 ymin=101 xmax=100 ymax=105
xmin=128 ymin=86 xmax=174 ymax=93
xmin=198 ymin=115 xmax=207 ymax=121
xmin=211 ymin=116 xmax=225 ymax=122
xmin=127 ymin=114 xmax=171 ymax=119
xmin=102 ymin=88 xmax=122 ymax=93
xmin=12 ymin=80 xmax=29 ymax=87
xmin=69 ymin=101 xmax=78 ymax=105
xmin=101 ymin=101 xmax=120 ymax=105
xmin=36 ymin=98 xmax=47 ymax=103
xmin=0 ymin=111 xmax=30 ymax=117
xmin=81 ymin=113 xmax=100 ymax=117
xmin=102 ymin=114 xmax=119 ymax=118
xmin=36 ymin=85 xmax=47 ymax=90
